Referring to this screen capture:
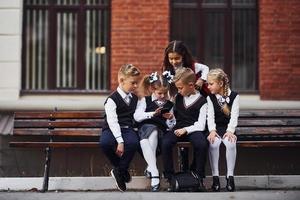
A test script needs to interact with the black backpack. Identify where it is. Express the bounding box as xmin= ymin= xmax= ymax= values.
xmin=170 ymin=171 xmax=201 ymax=192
